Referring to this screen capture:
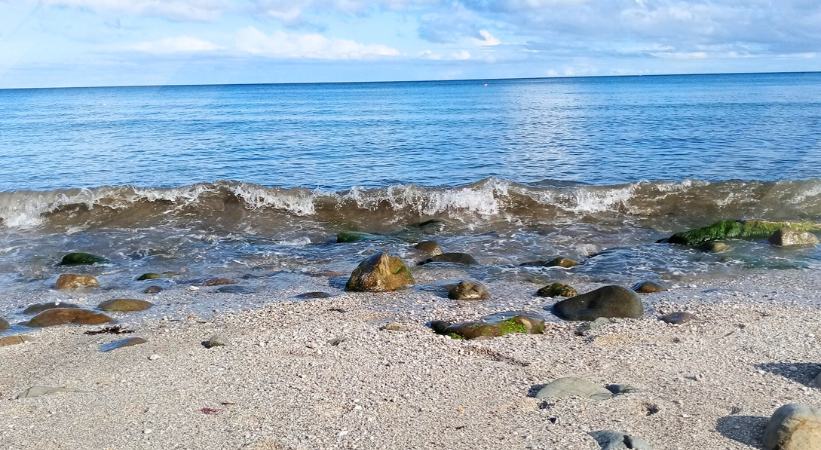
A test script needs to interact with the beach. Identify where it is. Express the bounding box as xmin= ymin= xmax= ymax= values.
xmin=1 ymin=268 xmax=819 ymax=449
